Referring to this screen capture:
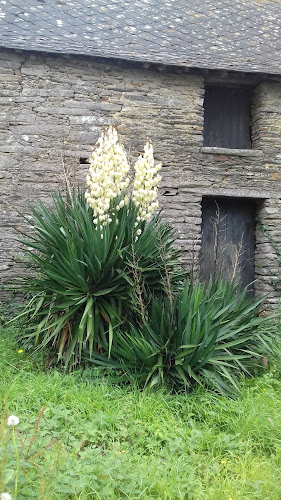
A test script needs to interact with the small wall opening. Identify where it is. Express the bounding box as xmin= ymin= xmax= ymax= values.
xmin=80 ymin=157 xmax=90 ymax=165
xmin=199 ymin=196 xmax=258 ymax=292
